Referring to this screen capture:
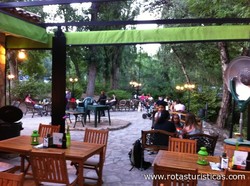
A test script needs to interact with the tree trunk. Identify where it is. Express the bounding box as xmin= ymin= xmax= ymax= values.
xmin=85 ymin=2 xmax=99 ymax=97
xmin=216 ymin=42 xmax=231 ymax=128
xmin=86 ymin=61 xmax=97 ymax=97
xmin=171 ymin=46 xmax=190 ymax=83
xmin=110 ymin=46 xmax=121 ymax=89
